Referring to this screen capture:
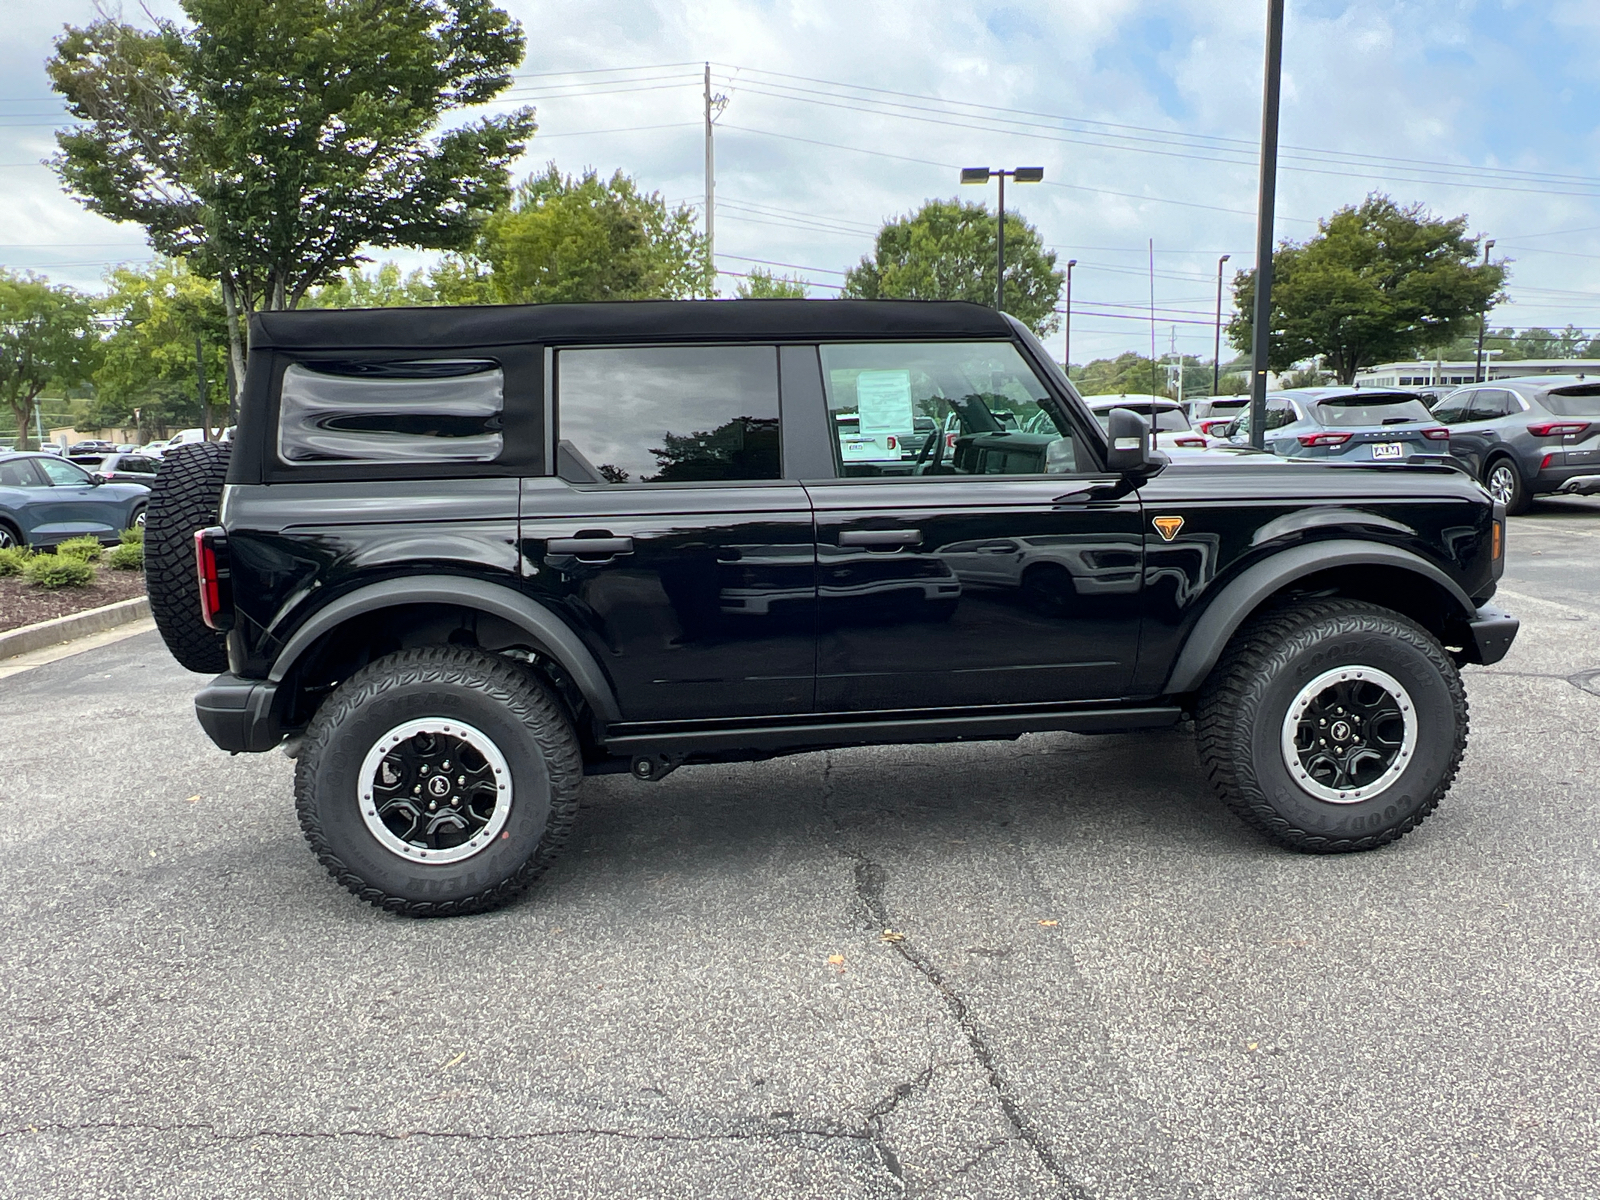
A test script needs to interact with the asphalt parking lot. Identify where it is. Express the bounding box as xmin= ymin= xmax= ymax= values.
xmin=3 ymin=498 xmax=1598 ymax=1199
